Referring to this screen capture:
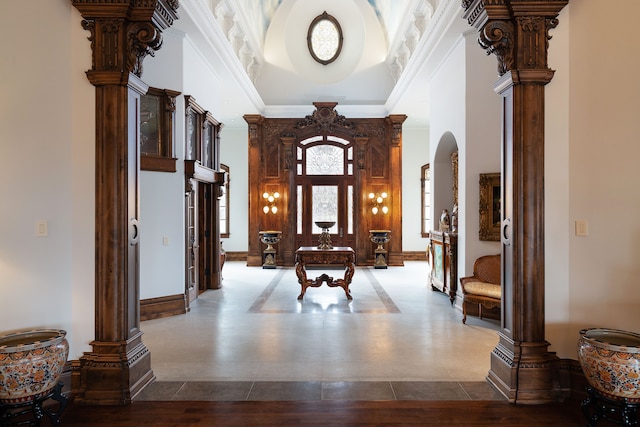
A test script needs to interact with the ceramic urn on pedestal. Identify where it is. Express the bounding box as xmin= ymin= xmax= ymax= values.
xmin=577 ymin=328 xmax=640 ymax=402
xmin=0 ymin=329 xmax=69 ymax=404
